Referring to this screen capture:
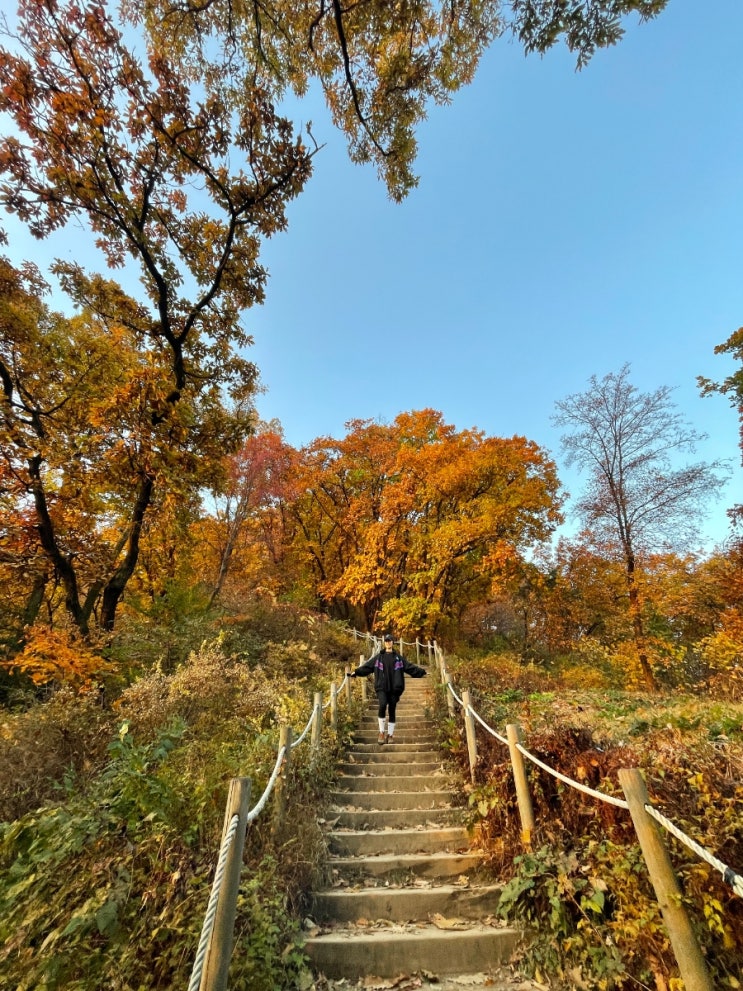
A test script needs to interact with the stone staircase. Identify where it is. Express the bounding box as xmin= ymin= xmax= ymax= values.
xmin=304 ymin=678 xmax=521 ymax=985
